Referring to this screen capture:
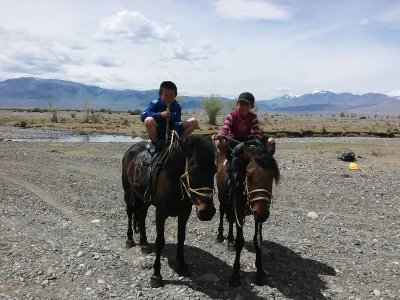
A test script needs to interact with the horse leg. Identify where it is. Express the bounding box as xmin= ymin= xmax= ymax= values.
xmin=216 ymin=202 xmax=225 ymax=243
xmin=254 ymin=222 xmax=268 ymax=285
xmin=225 ymin=203 xmax=235 ymax=250
xmin=124 ymin=189 xmax=135 ymax=248
xmin=227 ymin=220 xmax=235 ymax=250
xmin=176 ymin=207 xmax=191 ymax=277
xmin=150 ymin=208 xmax=167 ymax=288
xmin=139 ymin=202 xmax=151 ymax=254
xmin=229 ymin=223 xmax=244 ymax=287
